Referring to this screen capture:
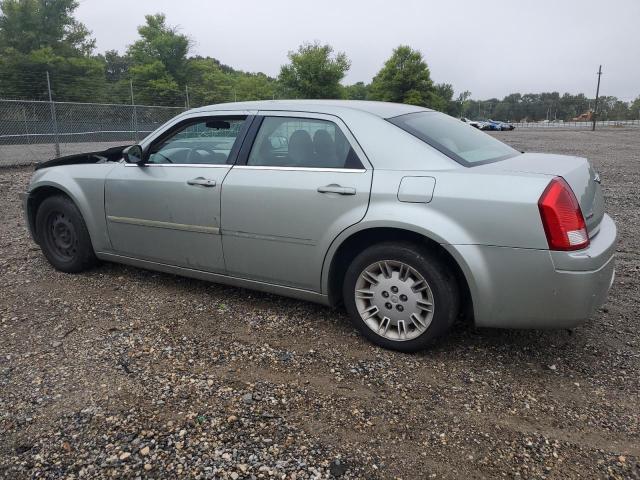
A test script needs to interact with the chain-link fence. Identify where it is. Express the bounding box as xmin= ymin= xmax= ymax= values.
xmin=3 ymin=98 xmax=639 ymax=167
xmin=0 ymin=99 xmax=184 ymax=167
xmin=510 ymin=119 xmax=640 ymax=129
